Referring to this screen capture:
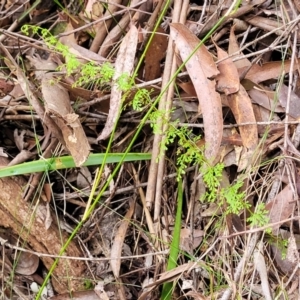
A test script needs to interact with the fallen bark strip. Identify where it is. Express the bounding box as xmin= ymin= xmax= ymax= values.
xmin=0 ymin=158 xmax=85 ymax=293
